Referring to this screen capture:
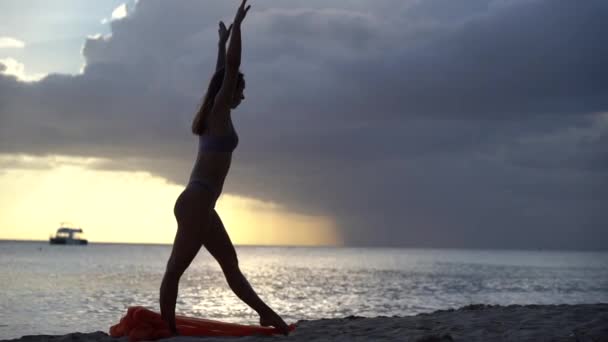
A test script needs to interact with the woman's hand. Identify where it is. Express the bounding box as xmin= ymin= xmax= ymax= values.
xmin=218 ymin=21 xmax=232 ymax=45
xmin=233 ymin=0 xmax=251 ymax=26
